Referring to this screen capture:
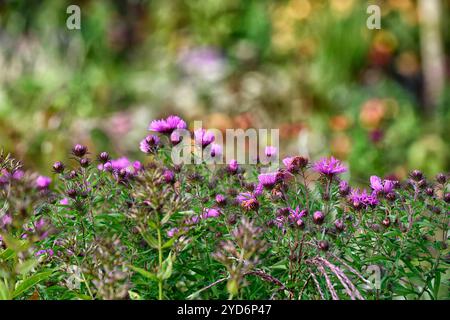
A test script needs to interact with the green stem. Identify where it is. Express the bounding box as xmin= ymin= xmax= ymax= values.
xmin=157 ymin=228 xmax=163 ymax=300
